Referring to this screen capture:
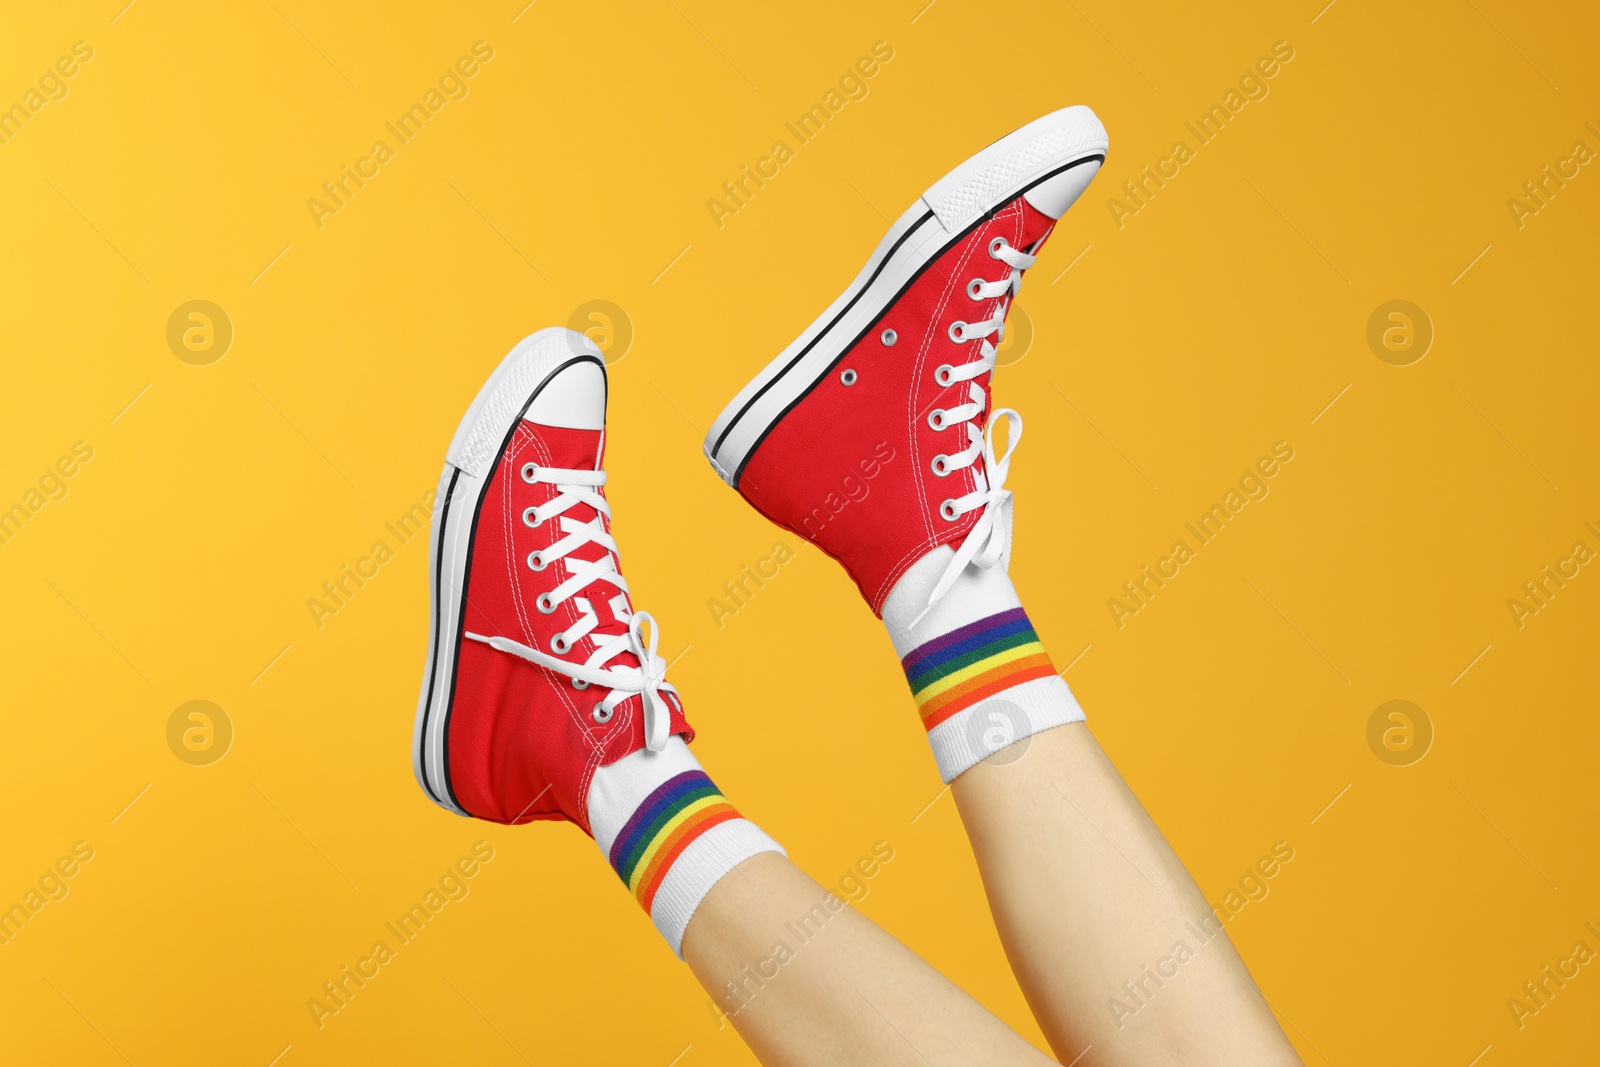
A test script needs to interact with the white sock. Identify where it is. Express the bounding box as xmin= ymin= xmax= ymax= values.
xmin=882 ymin=548 xmax=1085 ymax=782
xmin=587 ymin=737 xmax=784 ymax=957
